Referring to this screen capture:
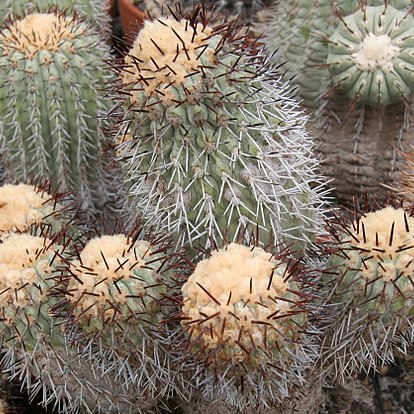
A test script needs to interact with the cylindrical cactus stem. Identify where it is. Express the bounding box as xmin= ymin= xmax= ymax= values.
xmin=0 ymin=11 xmax=119 ymax=218
xmin=320 ymin=201 xmax=414 ymax=381
xmin=115 ymin=6 xmax=330 ymax=257
xmin=258 ymin=0 xmax=414 ymax=204
xmin=175 ymin=242 xmax=319 ymax=411
xmin=0 ymin=182 xmax=78 ymax=240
